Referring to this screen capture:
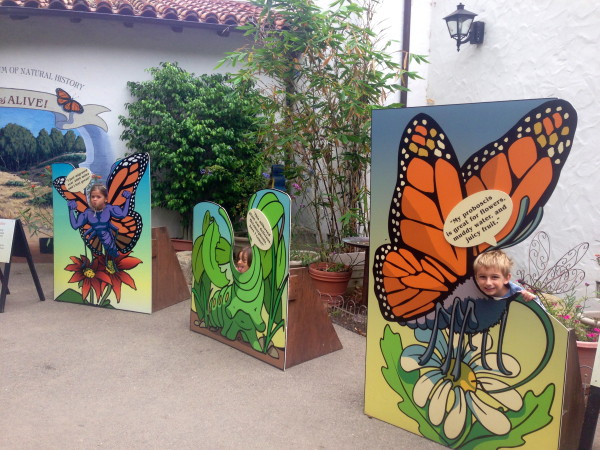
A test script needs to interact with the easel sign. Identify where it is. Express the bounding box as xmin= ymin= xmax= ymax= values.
xmin=0 ymin=219 xmax=16 ymax=263
xmin=0 ymin=218 xmax=45 ymax=313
